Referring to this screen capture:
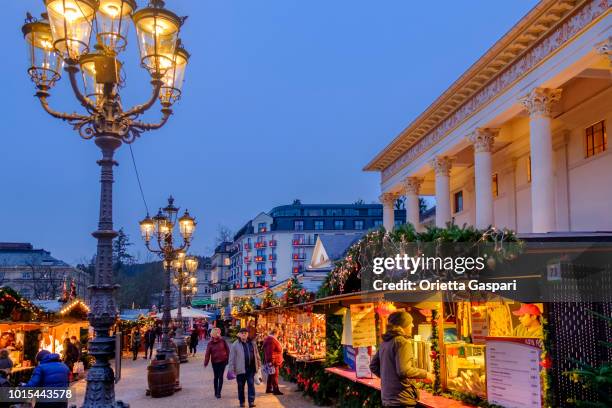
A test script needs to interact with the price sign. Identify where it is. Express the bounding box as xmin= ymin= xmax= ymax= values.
xmin=486 ymin=337 xmax=543 ymax=408
xmin=350 ymin=303 xmax=376 ymax=348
